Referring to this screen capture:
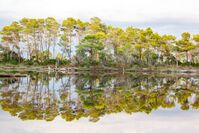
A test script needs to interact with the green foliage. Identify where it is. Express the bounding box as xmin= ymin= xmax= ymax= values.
xmin=76 ymin=34 xmax=105 ymax=66
xmin=0 ymin=50 xmax=22 ymax=65
xmin=41 ymin=59 xmax=56 ymax=65
xmin=24 ymin=59 xmax=34 ymax=65
xmin=0 ymin=17 xmax=199 ymax=67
